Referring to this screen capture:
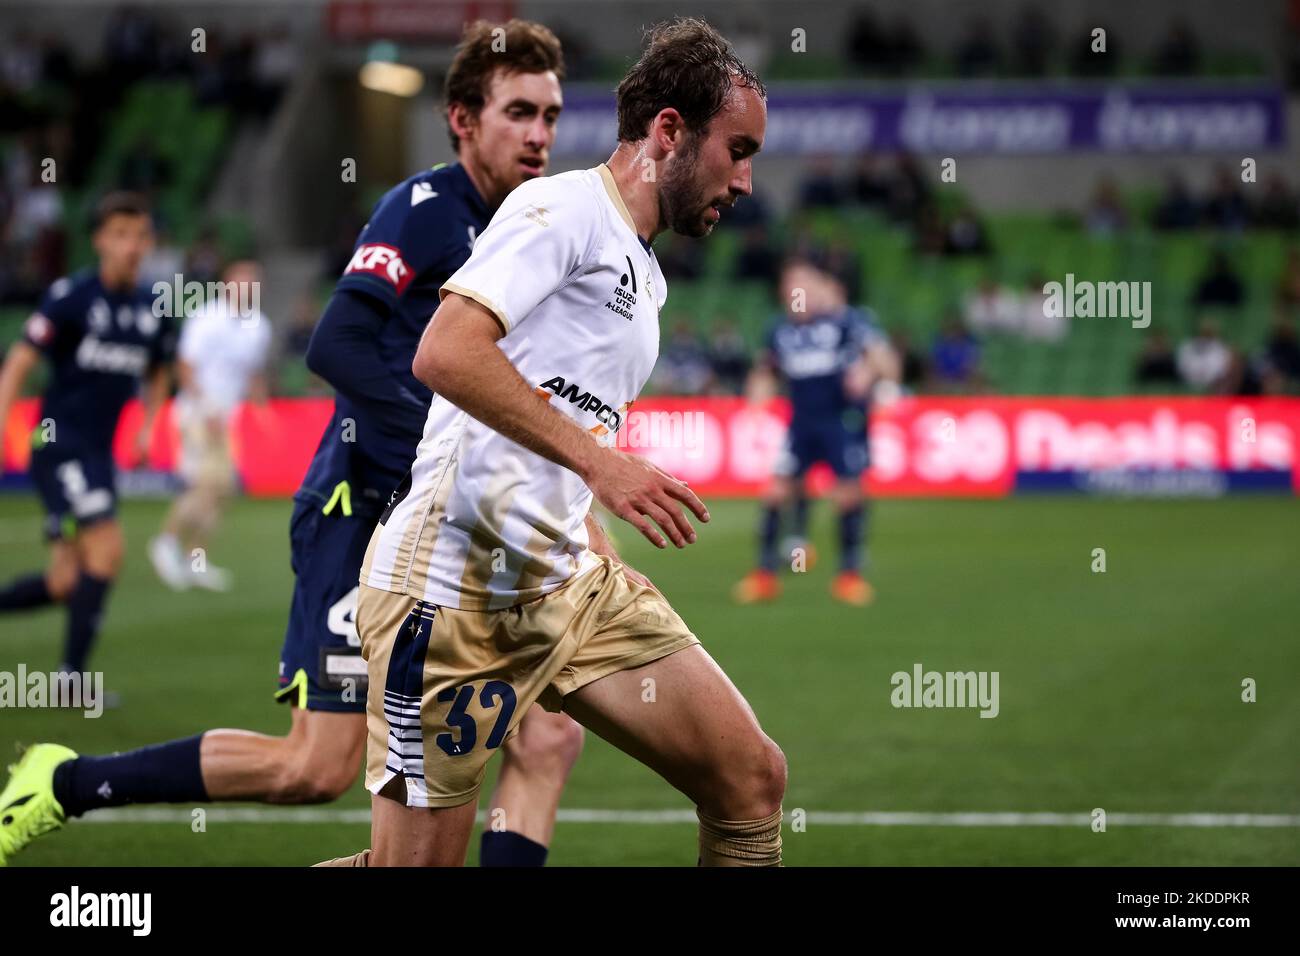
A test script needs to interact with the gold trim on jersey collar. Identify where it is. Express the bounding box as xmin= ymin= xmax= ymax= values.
xmin=597 ymin=163 xmax=639 ymax=236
